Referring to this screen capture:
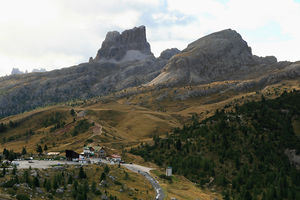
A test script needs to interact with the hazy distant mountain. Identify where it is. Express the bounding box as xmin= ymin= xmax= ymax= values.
xmin=32 ymin=68 xmax=47 ymax=73
xmin=11 ymin=68 xmax=47 ymax=75
xmin=11 ymin=68 xmax=24 ymax=75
